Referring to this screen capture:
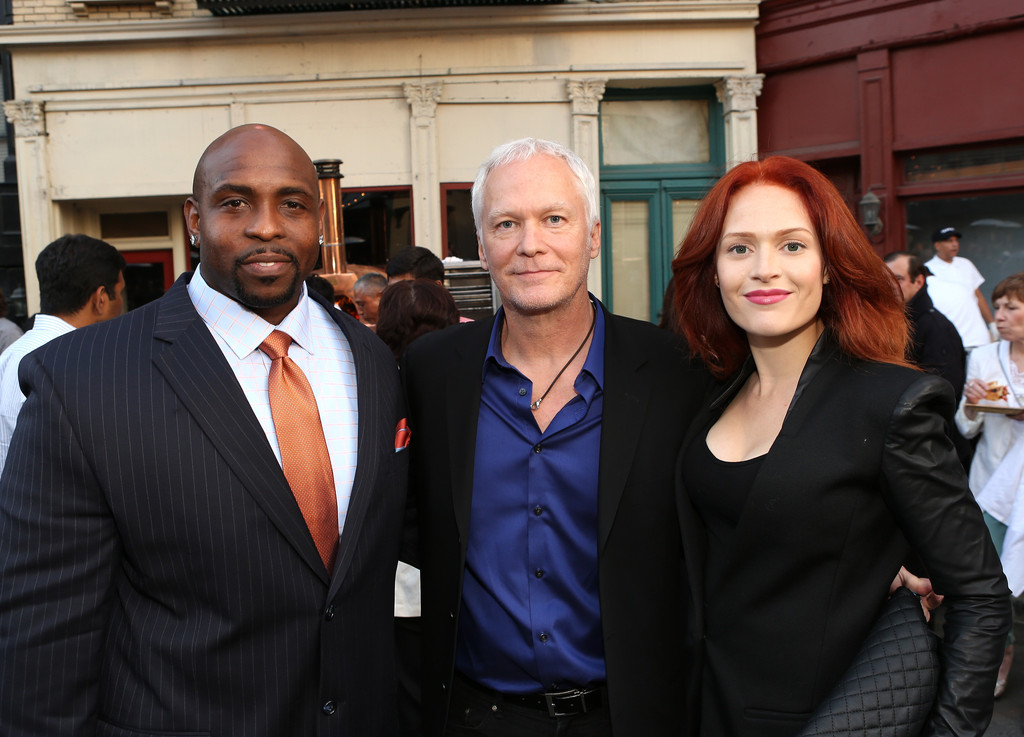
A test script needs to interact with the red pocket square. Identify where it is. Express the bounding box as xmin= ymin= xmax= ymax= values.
xmin=395 ymin=418 xmax=411 ymax=451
